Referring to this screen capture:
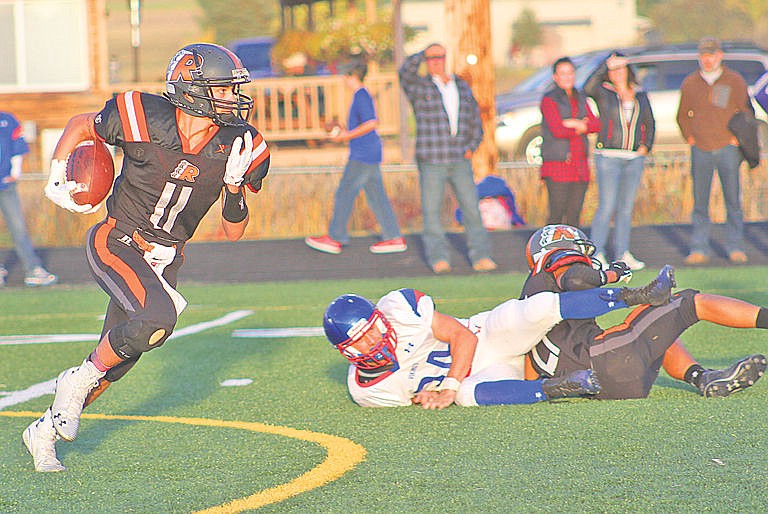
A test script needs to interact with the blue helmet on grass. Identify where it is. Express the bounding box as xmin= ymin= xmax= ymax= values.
xmin=323 ymin=294 xmax=398 ymax=370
